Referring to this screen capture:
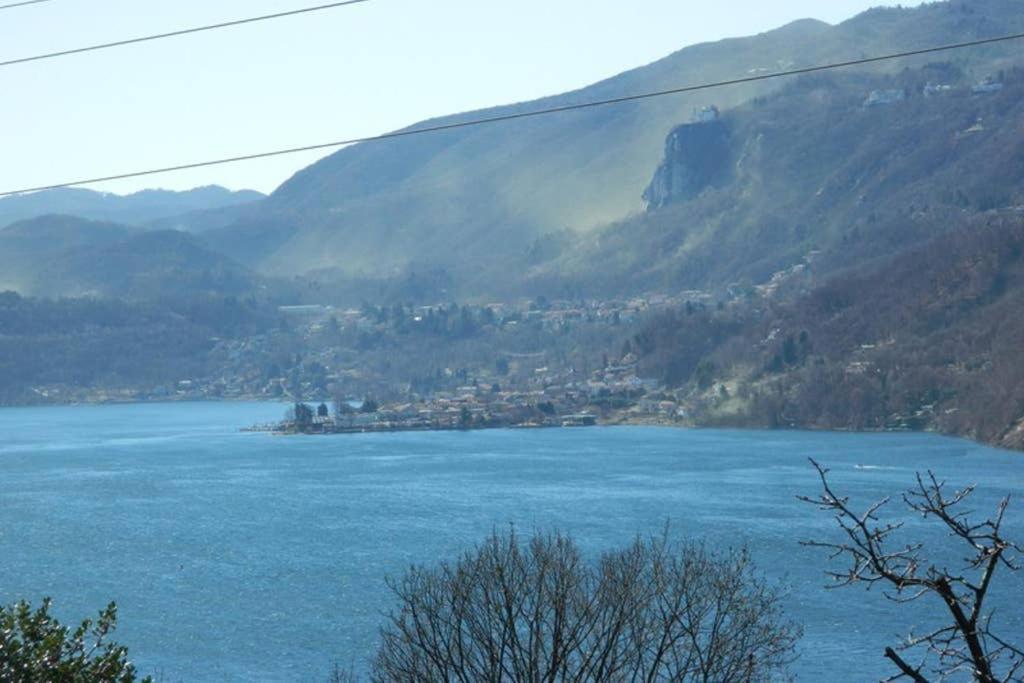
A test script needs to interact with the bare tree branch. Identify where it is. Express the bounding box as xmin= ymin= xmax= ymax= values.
xmin=371 ymin=529 xmax=801 ymax=682
xmin=801 ymin=459 xmax=1022 ymax=683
